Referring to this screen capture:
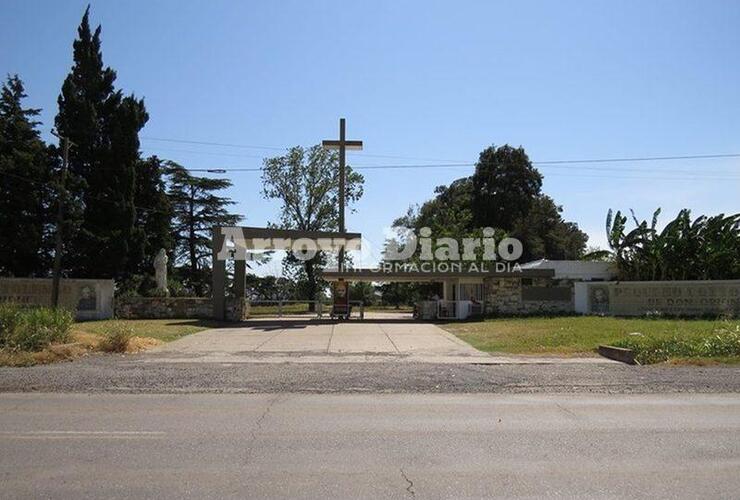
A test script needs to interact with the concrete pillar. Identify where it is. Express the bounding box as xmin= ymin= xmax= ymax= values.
xmin=234 ymin=259 xmax=246 ymax=298
xmin=212 ymin=228 xmax=226 ymax=320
